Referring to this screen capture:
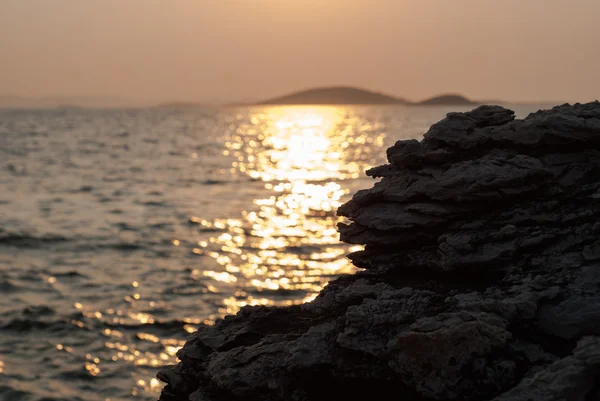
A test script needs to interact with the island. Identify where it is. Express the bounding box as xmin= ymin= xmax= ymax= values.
xmin=152 ymin=87 xmax=484 ymax=108
xmin=257 ymin=86 xmax=478 ymax=106
xmin=418 ymin=93 xmax=477 ymax=106
xmin=258 ymin=86 xmax=409 ymax=105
